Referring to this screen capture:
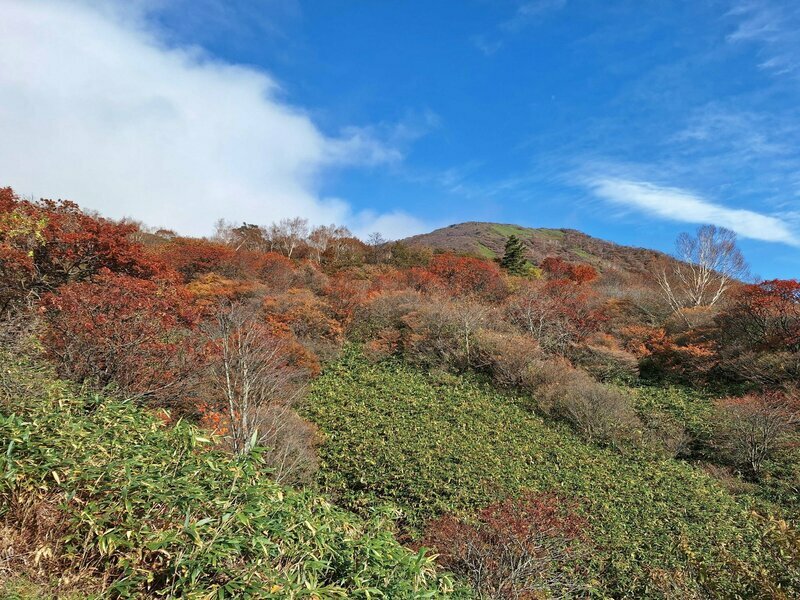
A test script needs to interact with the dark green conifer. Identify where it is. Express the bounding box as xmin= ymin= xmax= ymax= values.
xmin=500 ymin=234 xmax=528 ymax=275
